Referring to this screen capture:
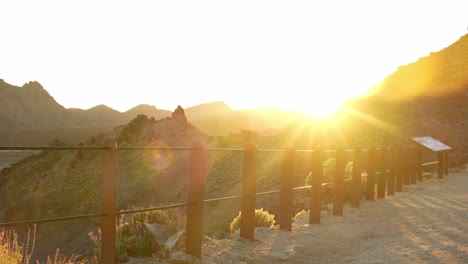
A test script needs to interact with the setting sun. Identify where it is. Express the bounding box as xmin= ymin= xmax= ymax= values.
xmin=304 ymin=99 xmax=344 ymax=118
xmin=285 ymin=96 xmax=345 ymax=118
